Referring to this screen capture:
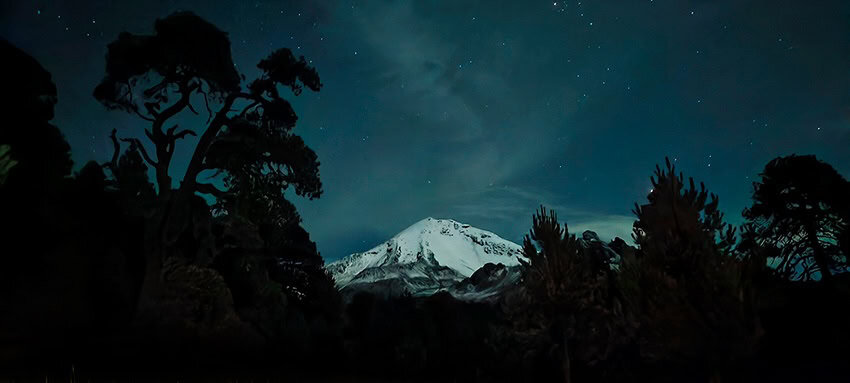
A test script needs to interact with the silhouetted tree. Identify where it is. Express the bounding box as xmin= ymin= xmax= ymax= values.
xmin=501 ymin=207 xmax=634 ymax=382
xmin=99 ymin=129 xmax=158 ymax=218
xmin=93 ymin=12 xmax=323 ymax=318
xmin=743 ymin=155 xmax=850 ymax=281
xmin=0 ymin=43 xmax=153 ymax=364
xmin=0 ymin=39 xmax=72 ymax=195
xmin=209 ymin=185 xmax=340 ymax=354
xmin=620 ymin=158 xmax=760 ymax=380
xmin=0 ymin=39 xmax=74 ymax=302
